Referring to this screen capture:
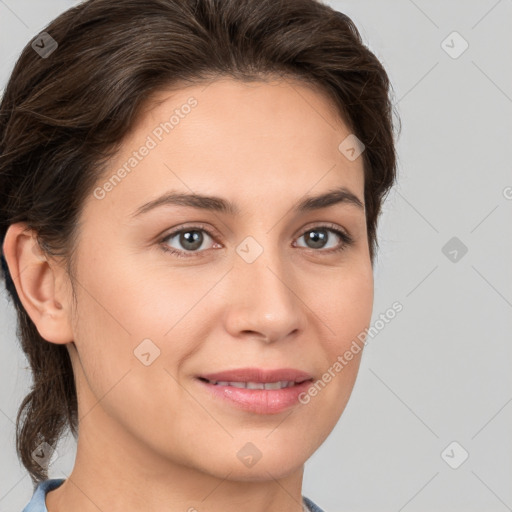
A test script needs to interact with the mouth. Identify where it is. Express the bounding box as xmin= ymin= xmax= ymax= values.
xmin=198 ymin=367 xmax=313 ymax=384
xmin=195 ymin=367 xmax=315 ymax=414
xmin=197 ymin=377 xmax=310 ymax=390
